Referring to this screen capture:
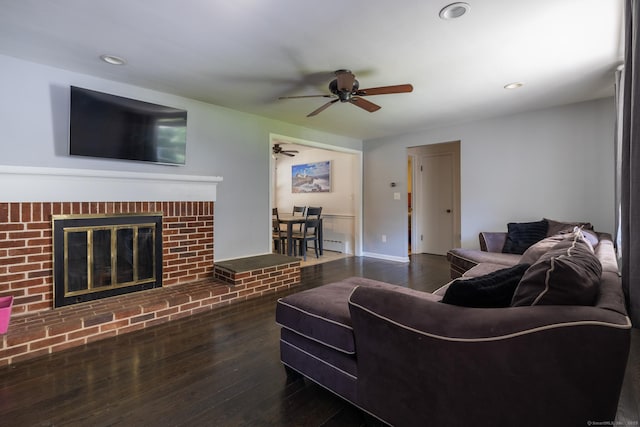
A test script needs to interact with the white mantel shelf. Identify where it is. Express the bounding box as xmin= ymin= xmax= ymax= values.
xmin=0 ymin=166 xmax=223 ymax=202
